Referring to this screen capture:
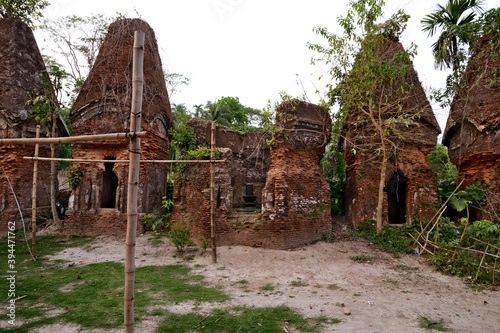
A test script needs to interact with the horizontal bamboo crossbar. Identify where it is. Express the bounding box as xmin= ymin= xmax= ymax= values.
xmin=23 ymin=157 xmax=226 ymax=164
xmin=0 ymin=132 xmax=147 ymax=145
